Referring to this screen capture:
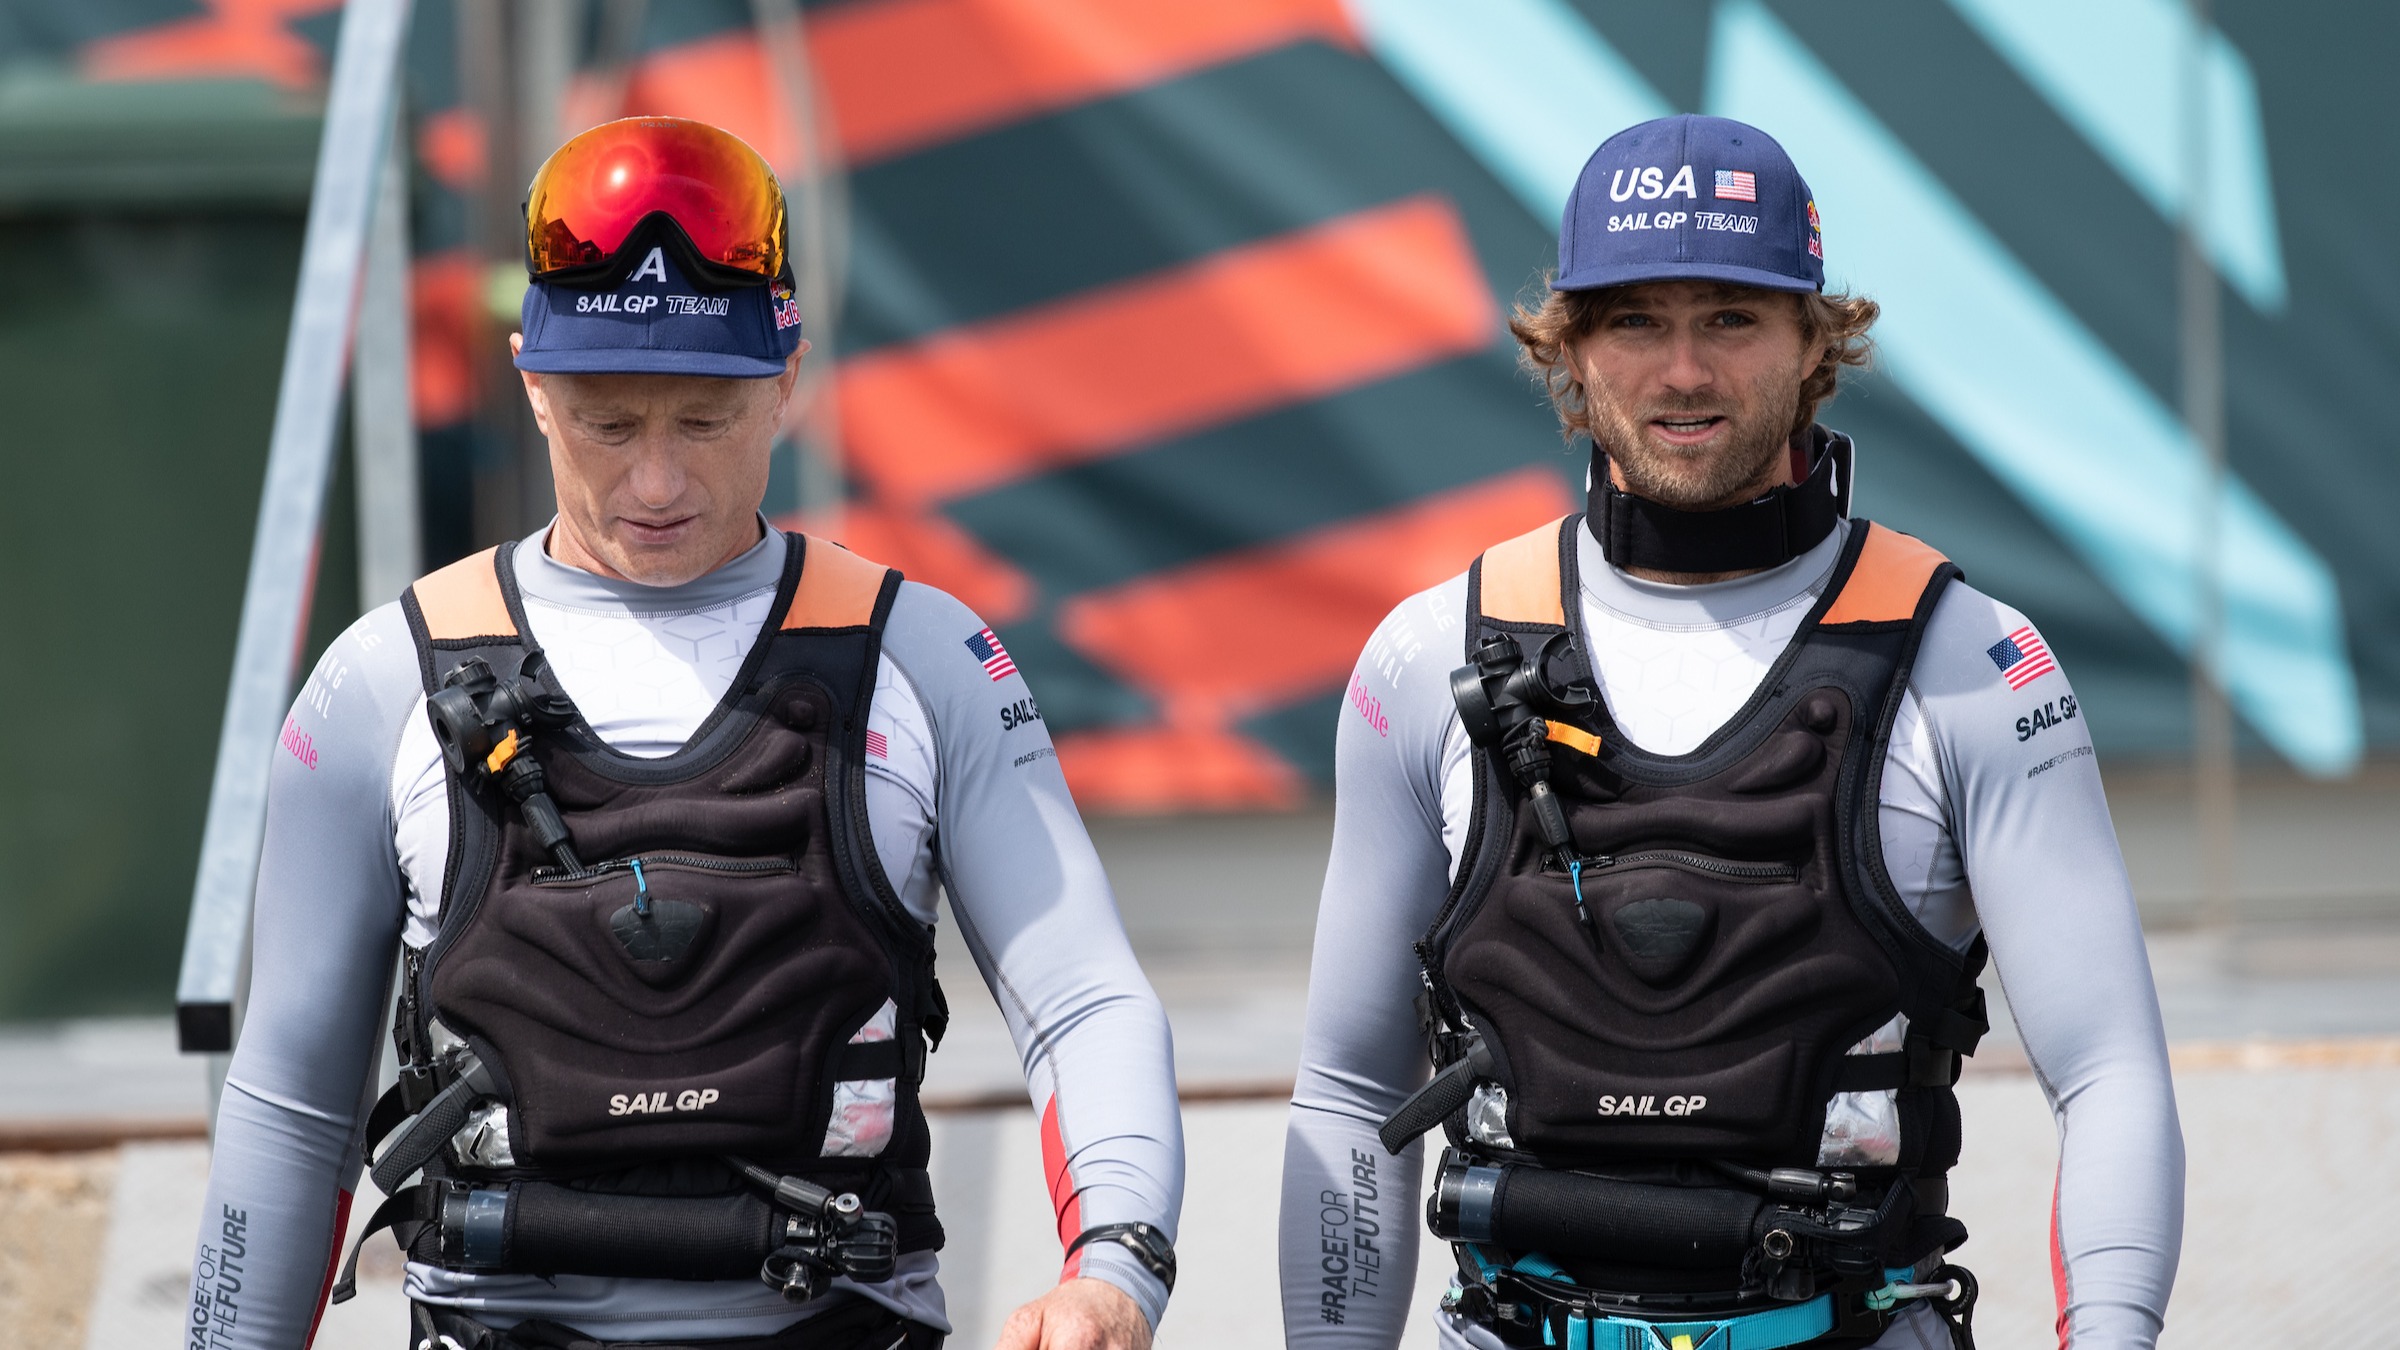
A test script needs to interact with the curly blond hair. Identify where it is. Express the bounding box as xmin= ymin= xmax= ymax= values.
xmin=1507 ymin=280 xmax=1879 ymax=442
